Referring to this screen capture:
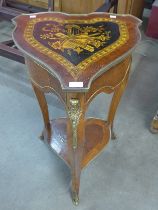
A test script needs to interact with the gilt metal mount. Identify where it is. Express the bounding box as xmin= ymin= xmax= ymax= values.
xmin=68 ymin=99 xmax=81 ymax=150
